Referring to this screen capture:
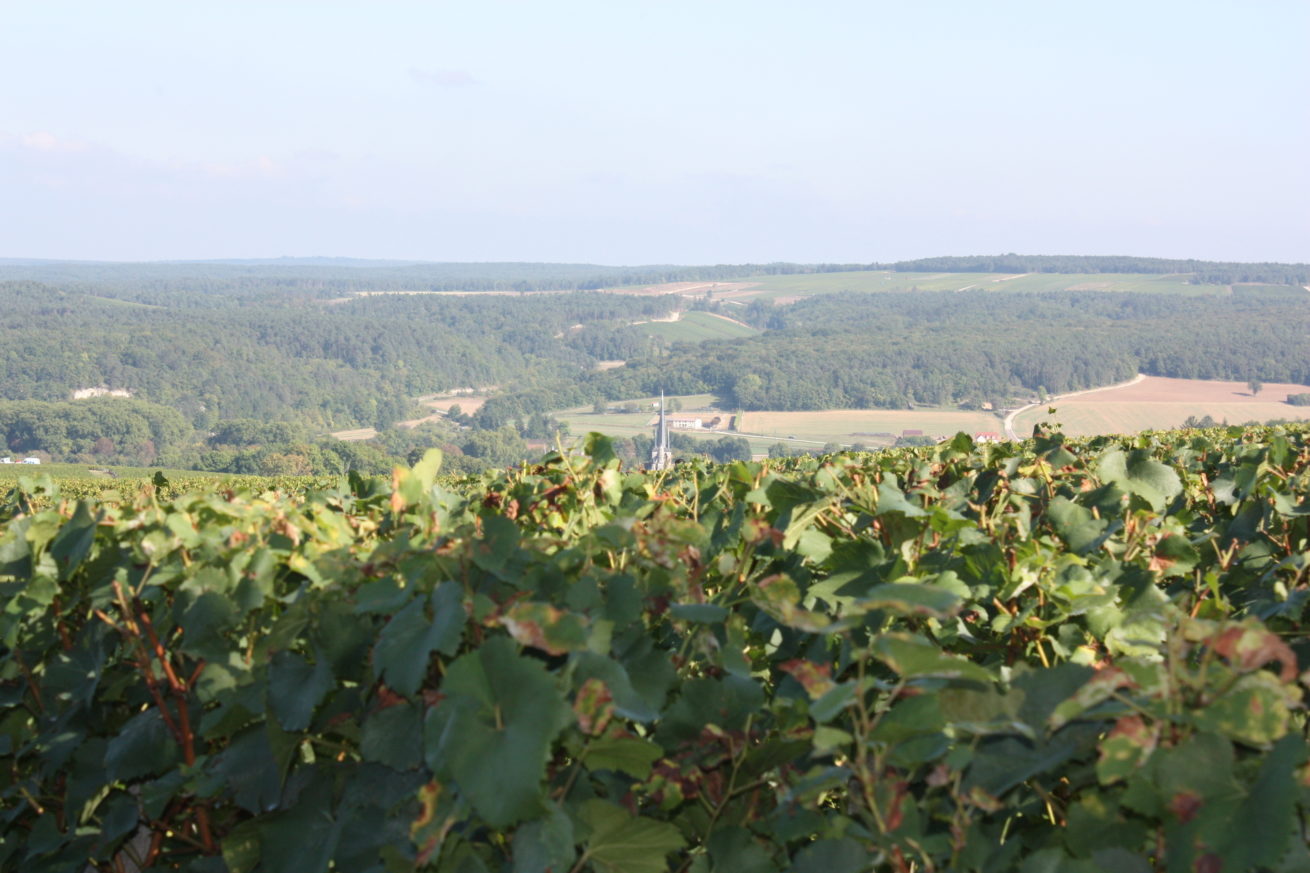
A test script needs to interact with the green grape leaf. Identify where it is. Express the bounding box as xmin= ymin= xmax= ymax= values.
xmin=424 ymin=636 xmax=571 ymax=827
xmin=790 ymin=838 xmax=867 ymax=873
xmin=707 ymin=826 xmax=778 ymax=873
xmin=105 ymin=709 xmax=180 ymax=783
xmin=873 ymin=633 xmax=992 ymax=683
xmin=361 ymin=701 xmax=423 ymax=771
xmin=1047 ymin=496 xmax=1108 ymax=555
xmin=372 ymin=582 xmax=464 ymax=697
xmin=580 ymin=799 xmax=685 ymax=873
xmin=854 ymin=582 xmax=962 ymax=618
xmin=586 ymin=736 xmax=662 ymax=779
xmin=267 ymin=650 xmax=333 ymax=731
xmin=512 ymin=806 xmax=575 ymax=873
xmin=1097 ymin=450 xmax=1181 ymax=511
